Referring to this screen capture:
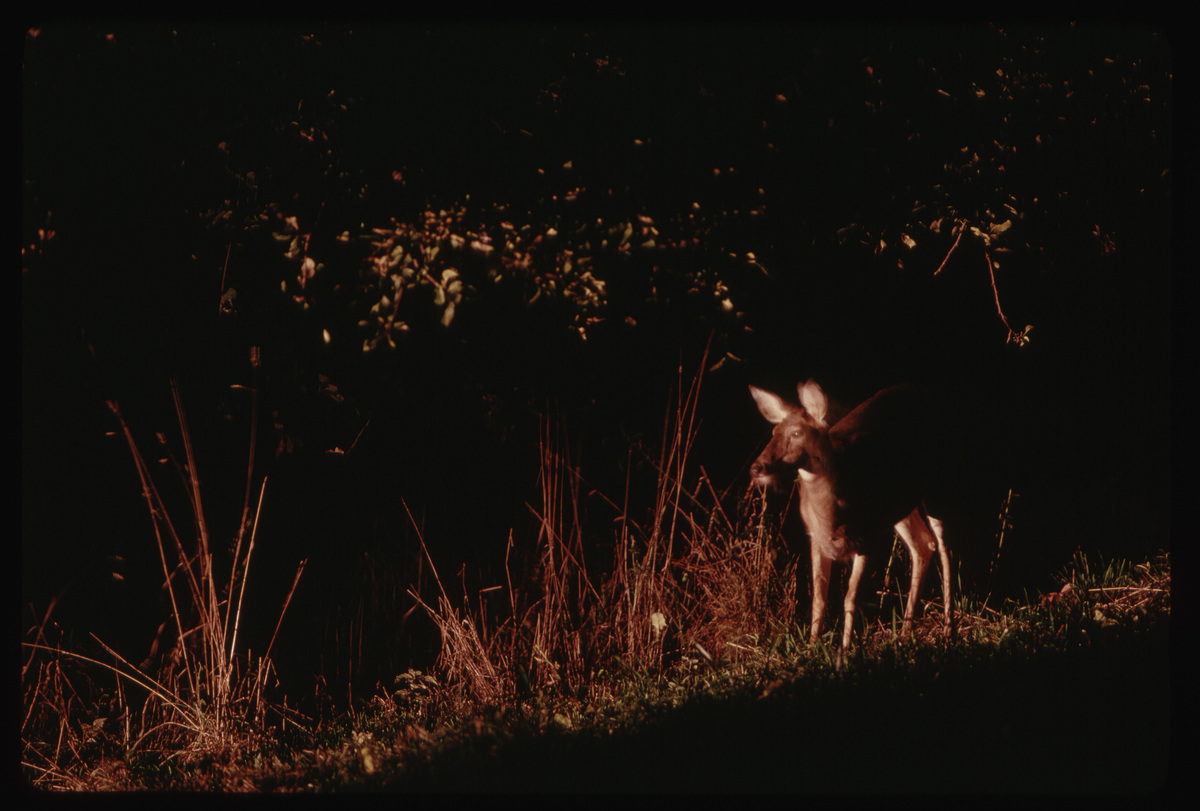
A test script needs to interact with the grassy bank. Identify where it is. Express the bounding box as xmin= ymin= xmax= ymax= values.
xmin=21 ymin=375 xmax=1172 ymax=793
xmin=22 ymin=550 xmax=1170 ymax=793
